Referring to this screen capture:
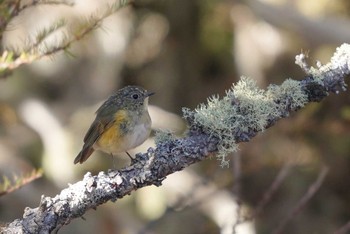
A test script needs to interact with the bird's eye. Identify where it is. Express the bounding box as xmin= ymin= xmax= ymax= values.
xmin=132 ymin=94 xmax=139 ymax=99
